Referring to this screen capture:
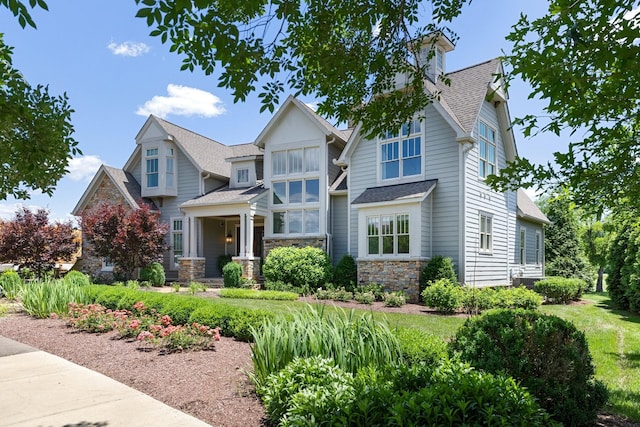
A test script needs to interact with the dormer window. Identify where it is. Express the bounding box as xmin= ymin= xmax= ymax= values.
xmin=379 ymin=120 xmax=422 ymax=181
xmin=146 ymin=148 xmax=159 ymax=188
xmin=436 ymin=47 xmax=444 ymax=76
xmin=237 ymin=168 xmax=249 ymax=184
